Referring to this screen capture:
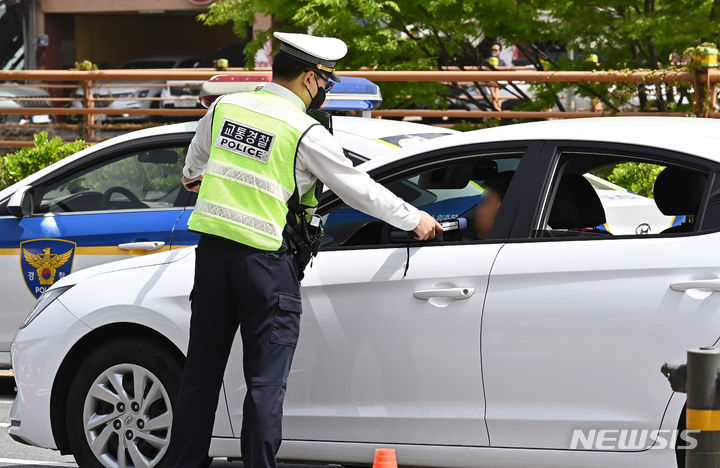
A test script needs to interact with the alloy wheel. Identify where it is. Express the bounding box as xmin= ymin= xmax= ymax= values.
xmin=82 ymin=363 xmax=172 ymax=468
